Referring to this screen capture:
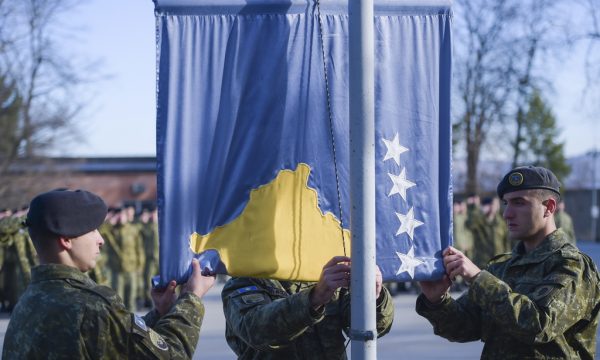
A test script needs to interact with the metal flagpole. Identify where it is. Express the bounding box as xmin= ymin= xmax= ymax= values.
xmin=349 ymin=0 xmax=376 ymax=359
